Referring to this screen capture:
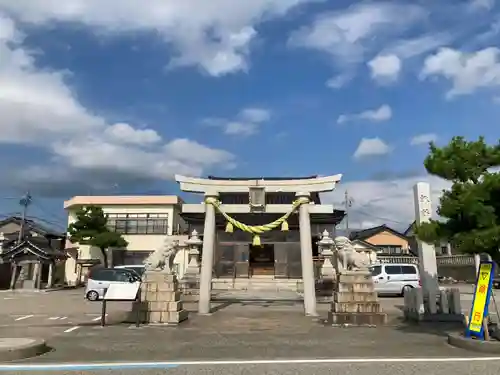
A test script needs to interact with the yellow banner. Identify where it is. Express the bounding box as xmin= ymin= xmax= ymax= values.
xmin=469 ymin=263 xmax=492 ymax=333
